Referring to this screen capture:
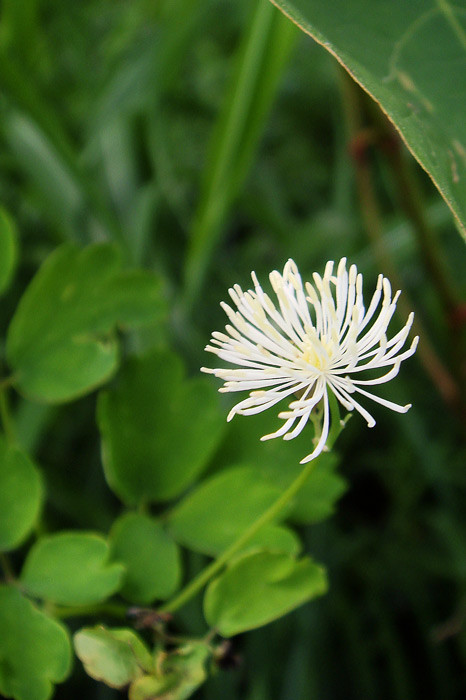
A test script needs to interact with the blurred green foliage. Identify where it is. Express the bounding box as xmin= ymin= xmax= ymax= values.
xmin=0 ymin=0 xmax=465 ymax=699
